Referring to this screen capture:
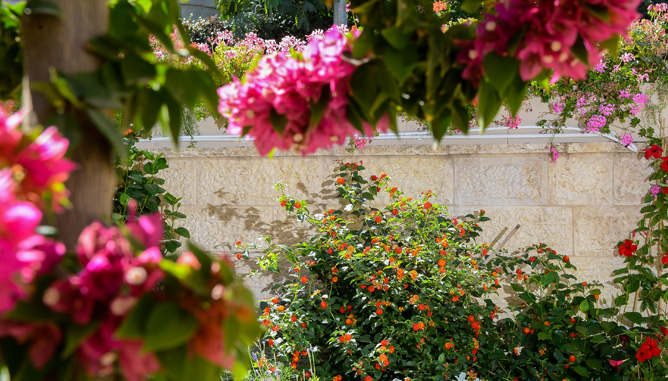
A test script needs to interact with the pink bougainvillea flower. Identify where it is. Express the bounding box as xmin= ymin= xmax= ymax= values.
xmin=118 ymin=340 xmax=161 ymax=381
xmin=0 ymin=321 xmax=62 ymax=369
xmin=0 ymin=169 xmax=52 ymax=312
xmin=218 ymin=27 xmax=386 ymax=155
xmin=14 ymin=126 xmax=76 ymax=211
xmin=126 ymin=213 xmax=163 ymax=249
xmin=0 ymin=107 xmax=26 ymax=160
xmin=187 ymin=301 xmax=235 ymax=369
xmin=43 ymin=277 xmax=95 ymax=324
xmin=618 ymin=239 xmax=637 ymax=257
xmin=15 ymin=235 xmax=65 ymax=283
xmin=459 ymin=0 xmax=640 ymax=85
xmin=0 ymin=108 xmax=76 ymax=211
xmin=76 ymin=222 xmax=131 ymax=266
